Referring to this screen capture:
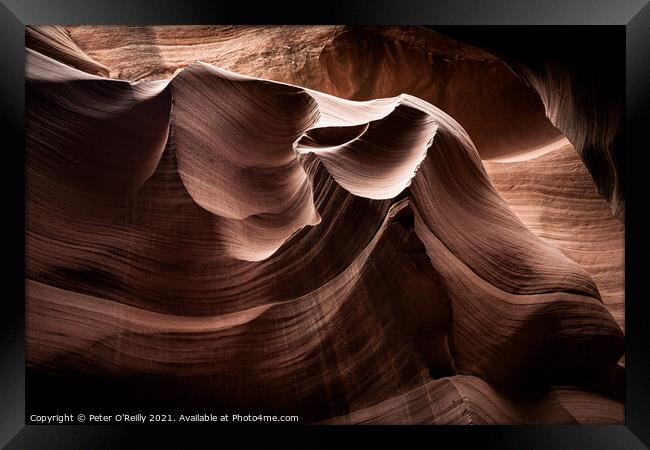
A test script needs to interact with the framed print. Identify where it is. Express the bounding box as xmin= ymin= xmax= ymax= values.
xmin=1 ymin=0 xmax=649 ymax=448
